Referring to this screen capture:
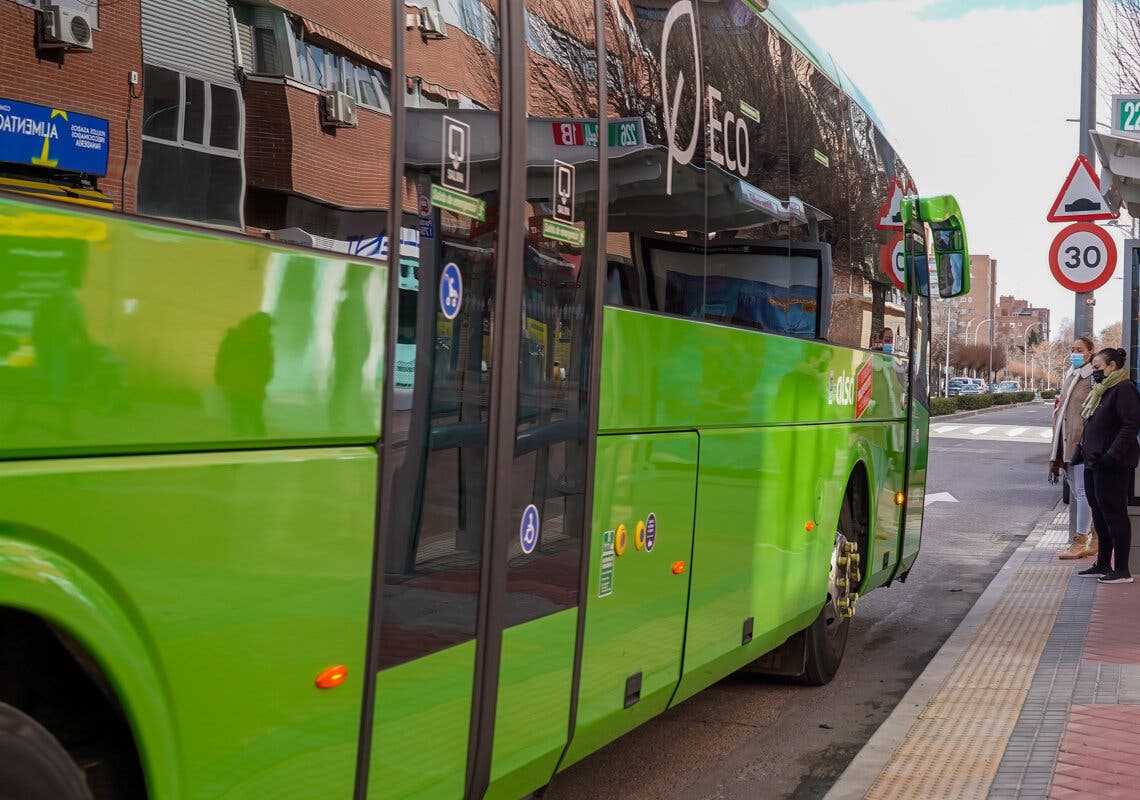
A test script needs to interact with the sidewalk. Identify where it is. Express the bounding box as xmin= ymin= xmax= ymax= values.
xmin=826 ymin=505 xmax=1140 ymax=800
